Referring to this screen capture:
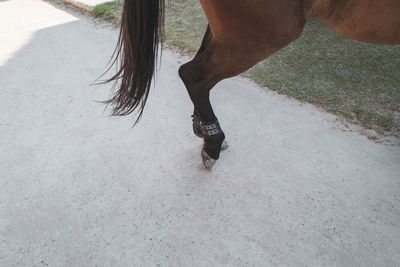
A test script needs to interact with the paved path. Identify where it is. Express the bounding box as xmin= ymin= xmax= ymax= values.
xmin=1 ymin=0 xmax=400 ymax=266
